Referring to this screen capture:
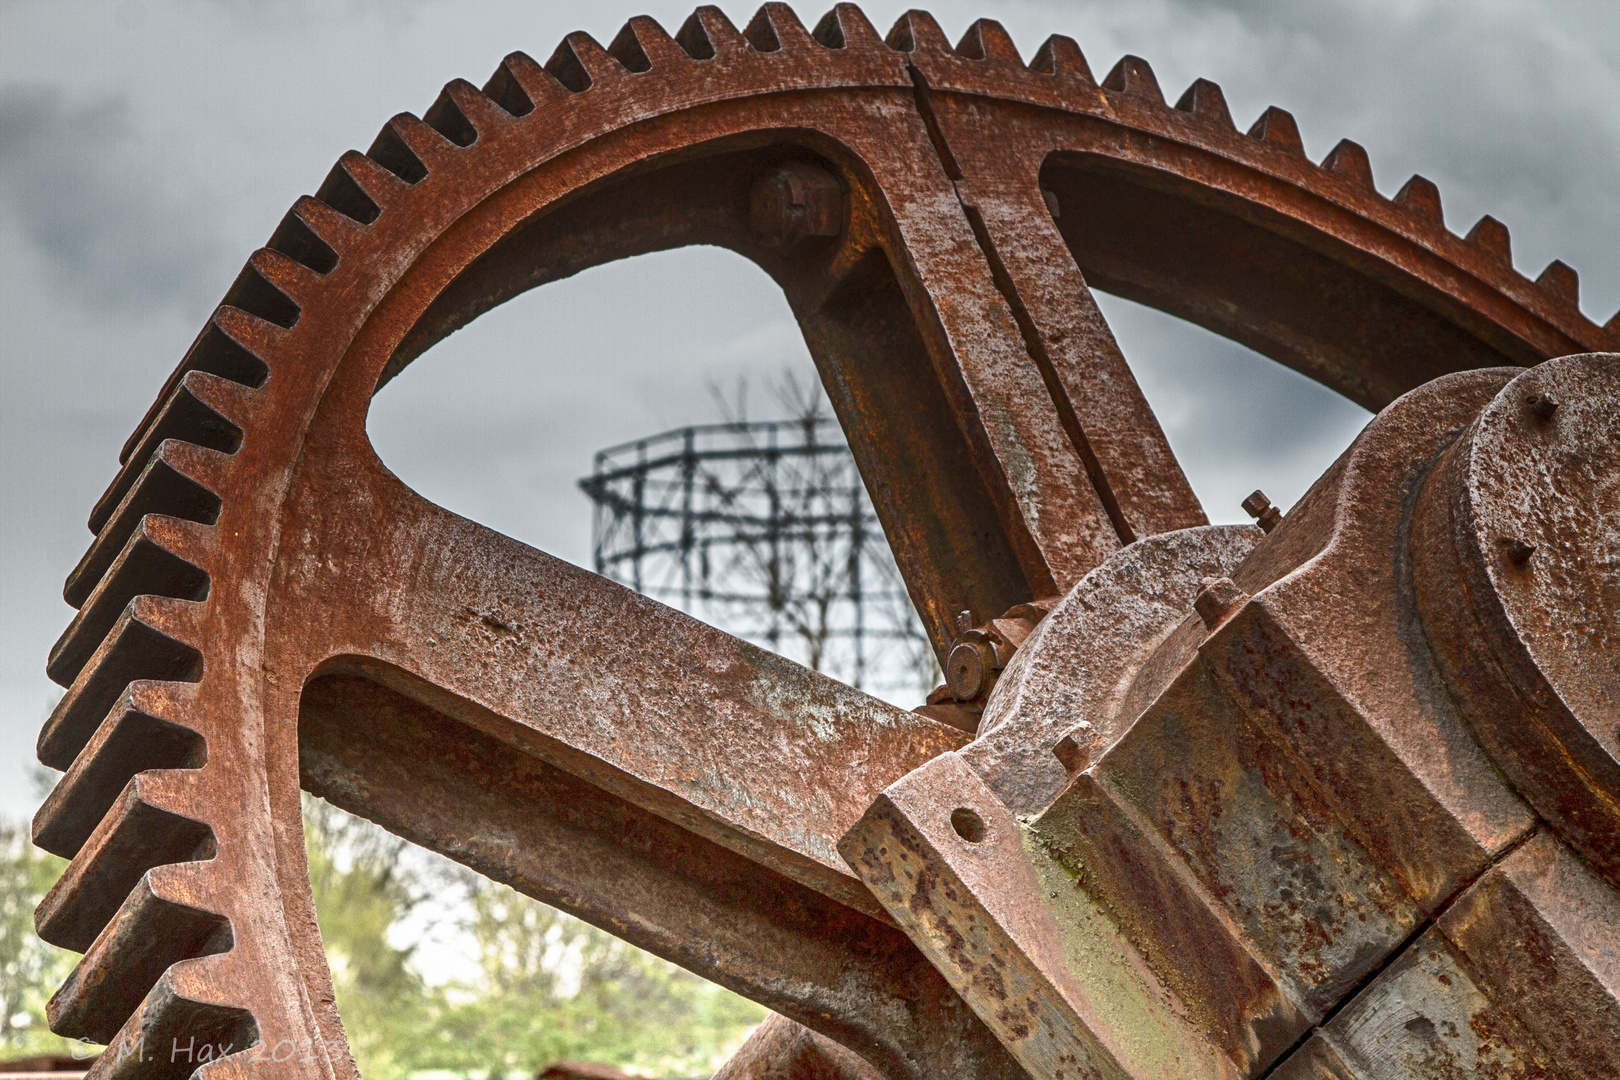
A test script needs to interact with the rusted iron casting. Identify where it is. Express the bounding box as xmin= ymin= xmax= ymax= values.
xmin=31 ymin=4 xmax=1617 ymax=1079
